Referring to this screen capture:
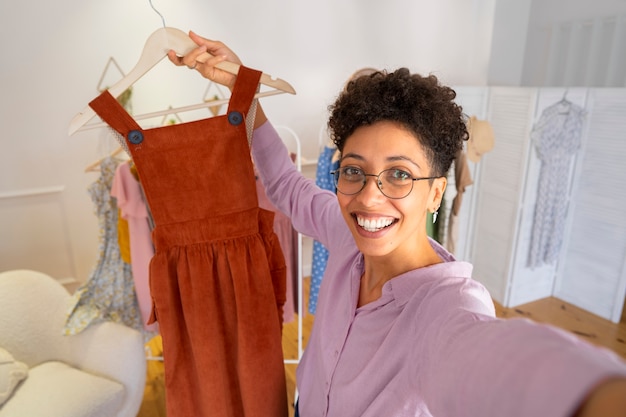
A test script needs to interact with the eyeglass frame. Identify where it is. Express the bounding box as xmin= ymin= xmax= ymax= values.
xmin=330 ymin=166 xmax=441 ymax=199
